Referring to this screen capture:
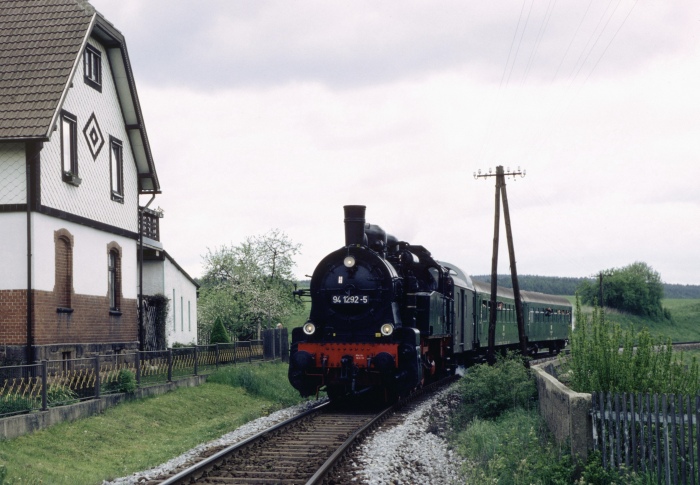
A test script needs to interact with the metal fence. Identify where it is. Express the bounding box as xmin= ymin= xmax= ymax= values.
xmin=0 ymin=330 xmax=288 ymax=419
xmin=592 ymin=391 xmax=700 ymax=484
